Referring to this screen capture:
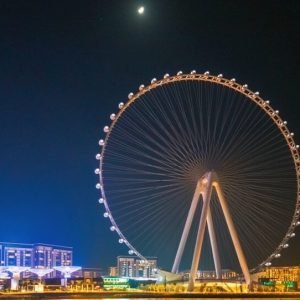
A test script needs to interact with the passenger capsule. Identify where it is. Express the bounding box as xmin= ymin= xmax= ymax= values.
xmin=96 ymin=183 xmax=101 ymax=189
xmin=217 ymin=74 xmax=223 ymax=78
xmin=291 ymin=132 xmax=294 ymax=136
xmin=110 ymin=226 xmax=116 ymax=231
xmin=98 ymin=198 xmax=104 ymax=204
xmin=128 ymin=250 xmax=134 ymax=255
xmin=118 ymin=102 xmax=124 ymax=109
xmin=230 ymin=78 xmax=236 ymax=82
xmin=204 ymin=71 xmax=210 ymax=75
xmin=118 ymin=238 xmax=124 ymax=244
xmin=291 ymin=233 xmax=296 ymax=237
xmin=296 ymin=221 xmax=300 ymax=226
xmin=95 ymin=153 xmax=102 ymax=160
xmin=164 ymin=73 xmax=170 ymax=78
xmin=283 ymin=243 xmax=289 ymax=248
xmin=296 ymin=145 xmax=299 ymax=148
xmin=242 ymin=84 xmax=248 ymax=88
xmin=151 ymin=78 xmax=157 ymax=84
xmin=177 ymin=71 xmax=183 ymax=75
xmin=99 ymin=139 xmax=104 ymax=146
xmin=266 ymin=100 xmax=270 ymax=104
xmin=284 ymin=121 xmax=287 ymax=125
xmin=265 ymin=262 xmax=272 ymax=266
xmin=103 ymin=126 xmax=109 ymax=133
xmin=110 ymin=113 xmax=116 ymax=120
xmin=128 ymin=92 xmax=134 ymax=99
xmin=94 ymin=168 xmax=100 ymax=174
xmin=190 ymin=70 xmax=196 ymax=74
xmin=275 ymin=253 xmax=281 ymax=258
xmin=103 ymin=212 xmax=109 ymax=218
xmin=275 ymin=110 xmax=279 ymax=114
xmin=255 ymin=91 xmax=260 ymax=95
xmin=139 ymin=84 xmax=145 ymax=91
